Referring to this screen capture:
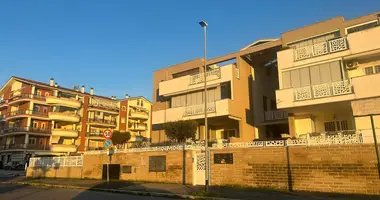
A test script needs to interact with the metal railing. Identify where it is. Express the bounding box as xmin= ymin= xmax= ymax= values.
xmin=0 ymin=99 xmax=8 ymax=106
xmin=88 ymin=104 xmax=119 ymax=112
xmin=294 ymin=80 xmax=353 ymax=101
xmin=0 ymin=127 xmax=51 ymax=134
xmin=189 ymin=68 xmax=221 ymax=85
xmin=88 ymin=118 xmax=117 ymax=125
xmin=5 ymin=110 xmax=48 ymax=118
xmin=9 ymin=93 xmax=46 ymax=102
xmin=183 ymin=101 xmax=216 ymax=117
xmin=293 ymin=37 xmax=348 ymax=61
xmin=264 ymin=110 xmax=288 ymax=121
xmin=29 ymin=156 xmax=83 ymax=168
